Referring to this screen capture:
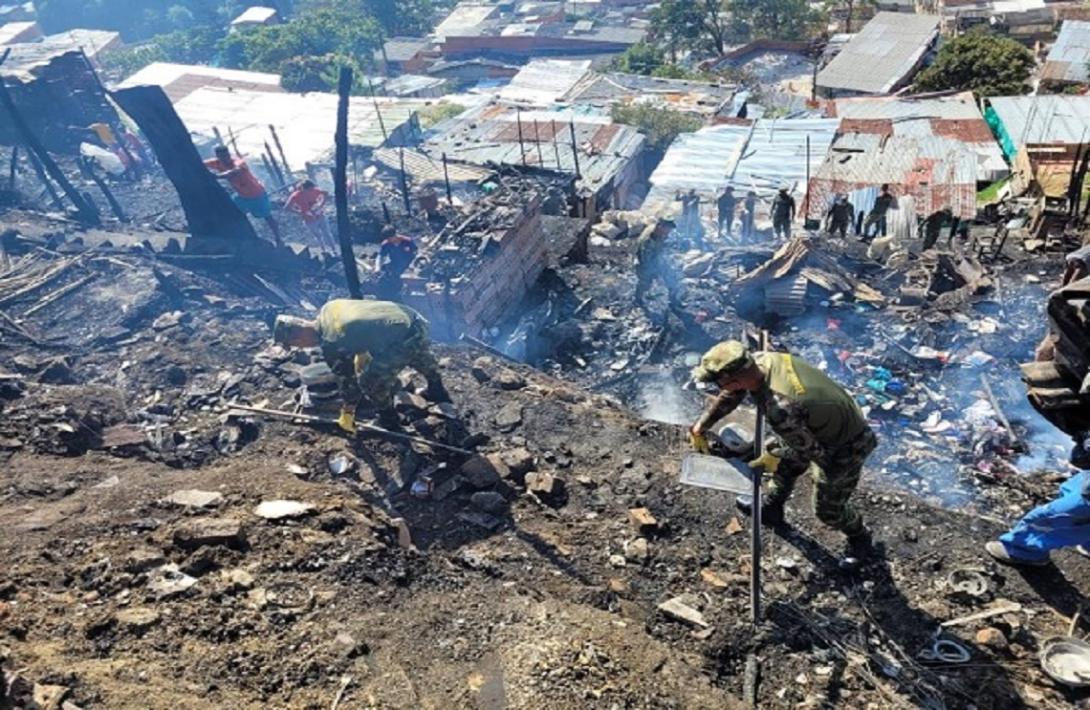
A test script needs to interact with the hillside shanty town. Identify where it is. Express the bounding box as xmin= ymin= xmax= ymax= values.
xmin=6 ymin=1 xmax=1090 ymax=708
